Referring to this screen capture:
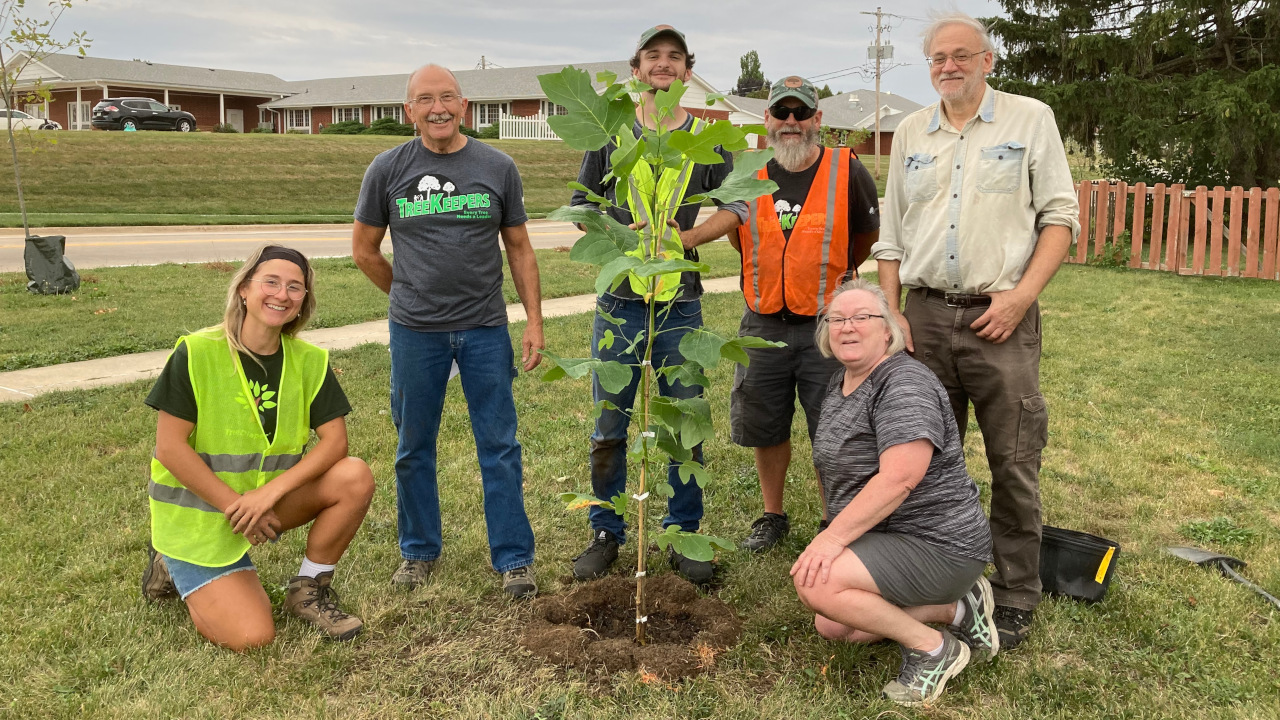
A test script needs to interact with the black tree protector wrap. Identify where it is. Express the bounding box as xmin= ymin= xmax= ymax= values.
xmin=24 ymin=235 xmax=80 ymax=295
xmin=1038 ymin=525 xmax=1121 ymax=604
